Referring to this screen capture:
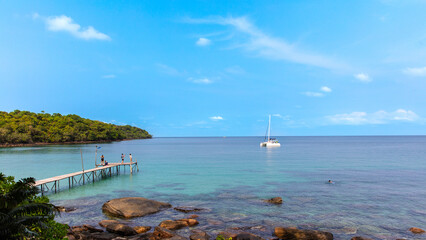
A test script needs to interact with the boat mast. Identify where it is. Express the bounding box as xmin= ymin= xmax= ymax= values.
xmin=268 ymin=114 xmax=271 ymax=141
